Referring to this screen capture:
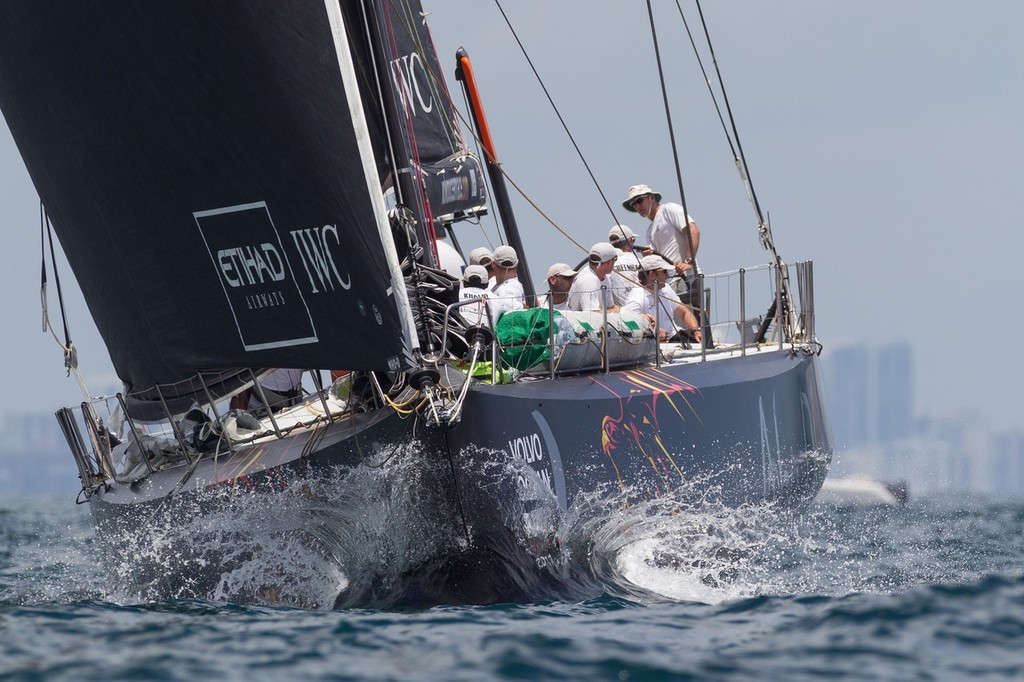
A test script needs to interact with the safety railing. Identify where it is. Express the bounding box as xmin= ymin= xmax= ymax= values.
xmin=465 ymin=259 xmax=817 ymax=378
xmin=54 ymin=369 xmax=357 ymax=496
xmin=700 ymin=260 xmax=817 ymax=351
